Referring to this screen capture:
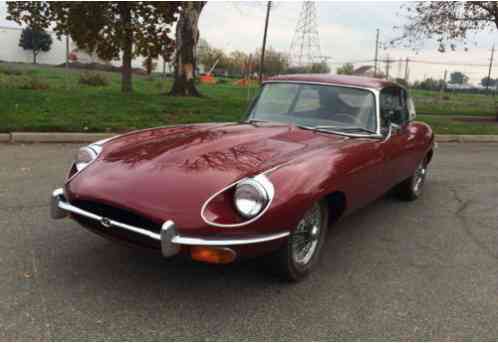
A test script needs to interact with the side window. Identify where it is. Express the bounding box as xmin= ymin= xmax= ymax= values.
xmin=399 ymin=89 xmax=409 ymax=123
xmin=380 ymin=87 xmax=408 ymax=127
